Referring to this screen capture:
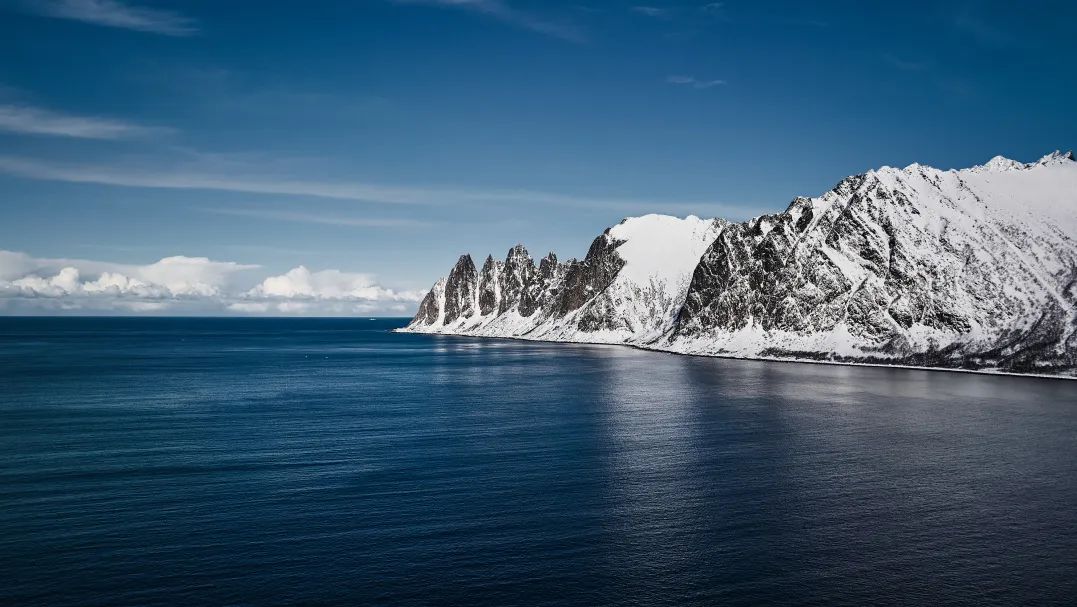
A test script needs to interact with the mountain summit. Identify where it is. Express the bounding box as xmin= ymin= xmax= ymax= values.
xmin=402 ymin=153 xmax=1077 ymax=376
